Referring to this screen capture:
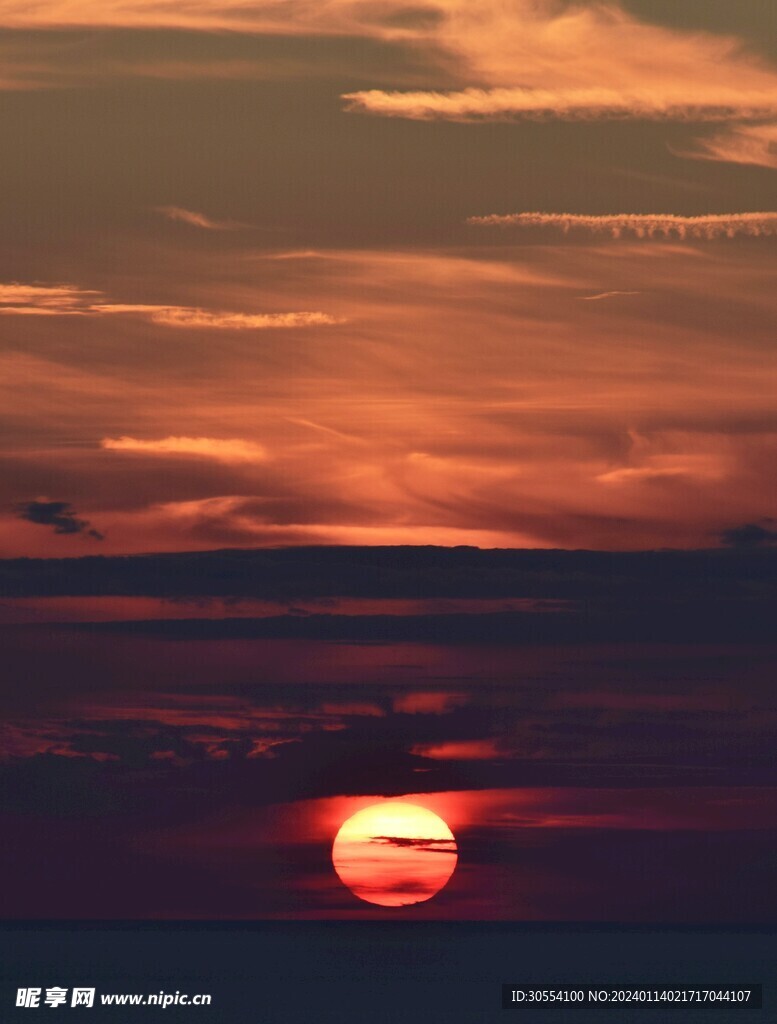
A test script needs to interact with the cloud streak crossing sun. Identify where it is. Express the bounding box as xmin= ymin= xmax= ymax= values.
xmin=332 ymin=803 xmax=458 ymax=907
